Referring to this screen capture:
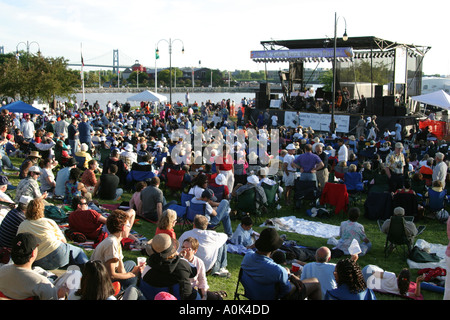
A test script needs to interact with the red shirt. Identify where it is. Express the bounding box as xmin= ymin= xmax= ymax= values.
xmin=68 ymin=209 xmax=104 ymax=241
xmin=155 ymin=228 xmax=176 ymax=239
xmin=216 ymin=155 xmax=233 ymax=171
